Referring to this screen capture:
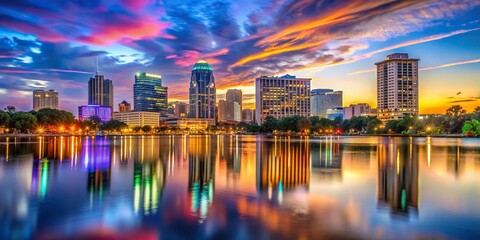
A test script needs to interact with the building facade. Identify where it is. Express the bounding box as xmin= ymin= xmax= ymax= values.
xmin=33 ymin=89 xmax=59 ymax=111
xmin=118 ymin=100 xmax=131 ymax=113
xmin=242 ymin=109 xmax=254 ymax=123
xmin=113 ymin=111 xmax=160 ymax=127
xmin=226 ymin=89 xmax=242 ymax=109
xmin=189 ymin=60 xmax=216 ymax=121
xmin=88 ymin=73 xmax=113 ymax=108
xmin=343 ymin=103 xmax=371 ymax=120
xmin=255 ymin=74 xmax=311 ymax=124
xmin=173 ymin=101 xmax=188 ymax=118
xmin=310 ymin=89 xmax=343 ymax=118
xmin=326 ymin=107 xmax=344 ymax=120
xmin=133 ymin=72 xmax=168 ymax=114
xmin=376 ymin=53 xmax=419 ymax=121
xmin=78 ymin=105 xmax=112 ymax=122
xmin=218 ymin=100 xmax=241 ymax=122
